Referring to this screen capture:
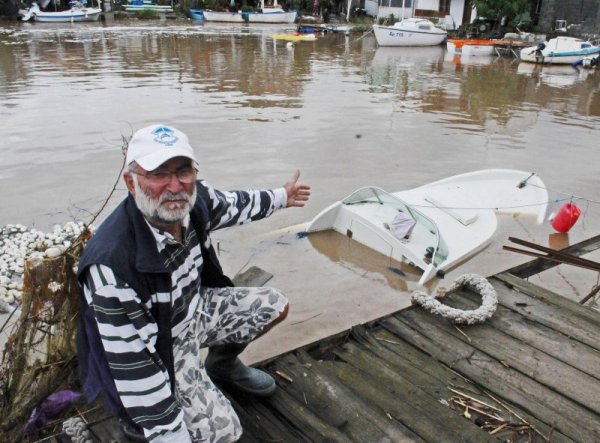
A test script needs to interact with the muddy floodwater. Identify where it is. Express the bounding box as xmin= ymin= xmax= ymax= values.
xmin=1 ymin=20 xmax=599 ymax=361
